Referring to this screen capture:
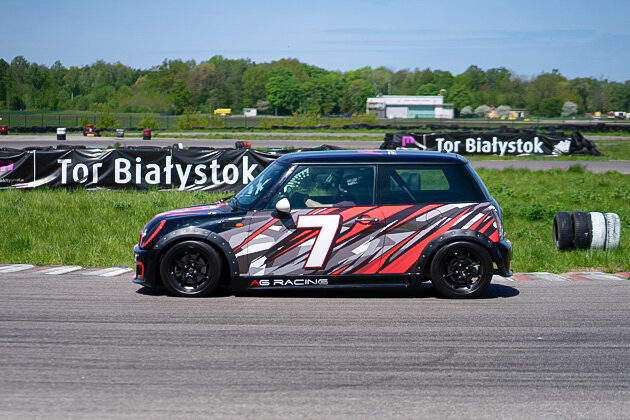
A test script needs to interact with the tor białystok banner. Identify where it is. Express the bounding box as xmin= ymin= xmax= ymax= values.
xmin=0 ymin=148 xmax=277 ymax=191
